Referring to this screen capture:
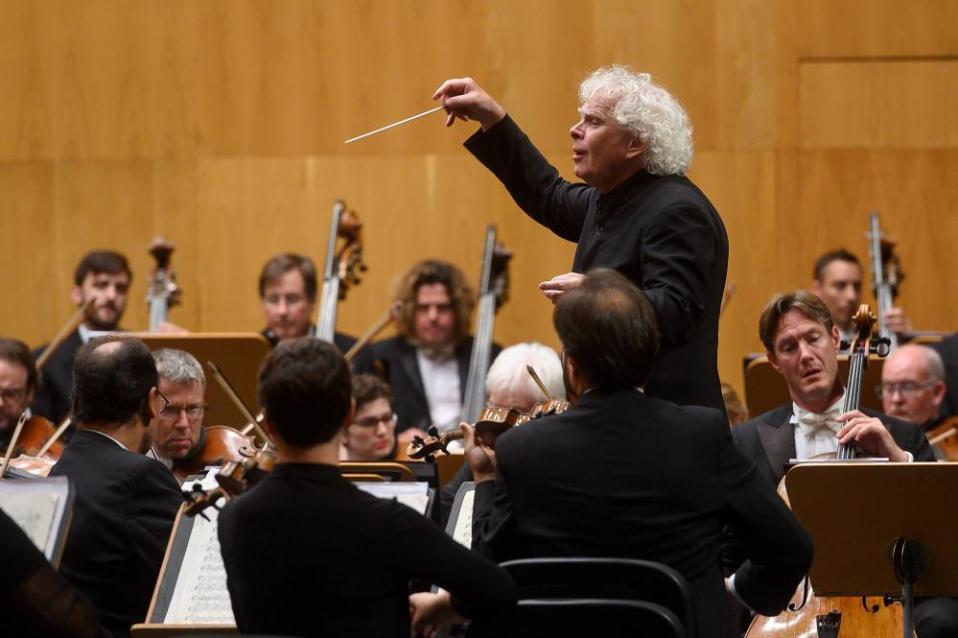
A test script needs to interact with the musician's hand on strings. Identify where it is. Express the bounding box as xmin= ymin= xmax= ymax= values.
xmin=410 ymin=591 xmax=464 ymax=638
xmin=432 ymin=78 xmax=506 ymax=131
xmin=883 ymin=307 xmax=912 ymax=335
xmin=837 ymin=410 xmax=910 ymax=462
xmin=462 ymin=422 xmax=497 ymax=482
xmin=539 ymin=272 xmax=586 ymax=303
